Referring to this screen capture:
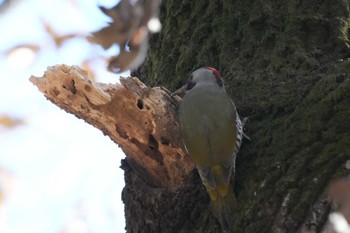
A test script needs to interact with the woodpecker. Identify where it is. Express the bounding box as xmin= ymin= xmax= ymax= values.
xmin=174 ymin=67 xmax=246 ymax=233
